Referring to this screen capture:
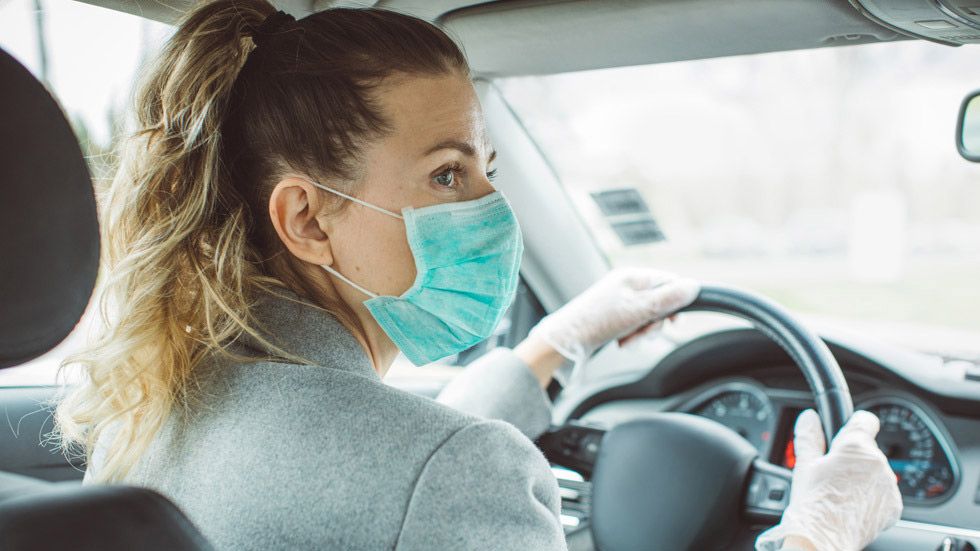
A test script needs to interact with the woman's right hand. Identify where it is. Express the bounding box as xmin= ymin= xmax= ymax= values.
xmin=527 ymin=268 xmax=700 ymax=364
xmin=756 ymin=409 xmax=903 ymax=551
xmin=515 ymin=268 xmax=698 ymax=386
